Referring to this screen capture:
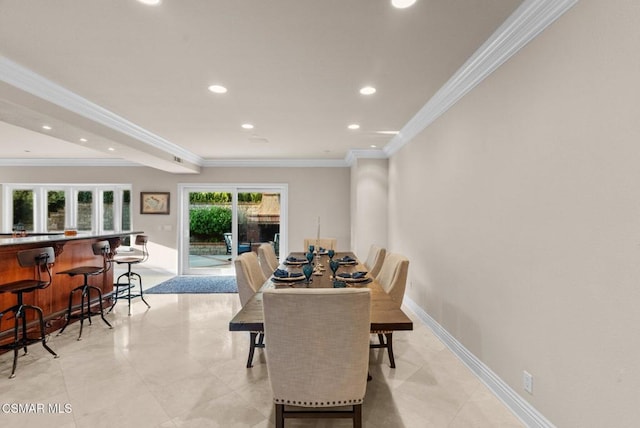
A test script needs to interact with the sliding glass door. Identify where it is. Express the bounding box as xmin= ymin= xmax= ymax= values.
xmin=179 ymin=184 xmax=287 ymax=275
